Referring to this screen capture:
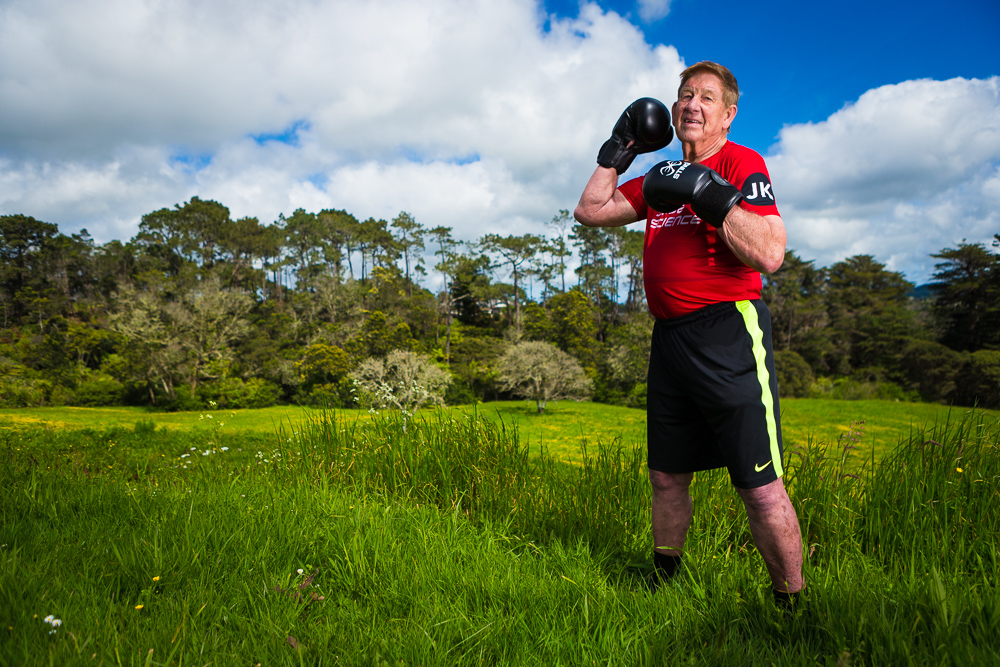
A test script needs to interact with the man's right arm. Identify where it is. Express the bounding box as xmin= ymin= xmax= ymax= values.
xmin=573 ymin=166 xmax=641 ymax=228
